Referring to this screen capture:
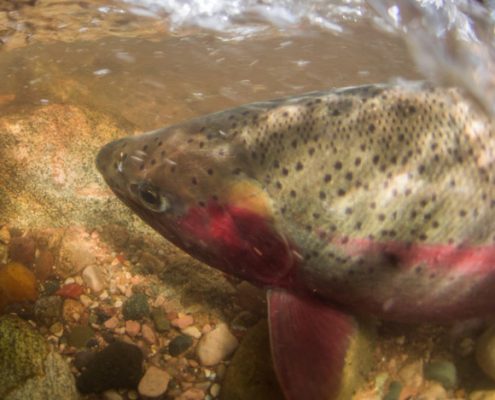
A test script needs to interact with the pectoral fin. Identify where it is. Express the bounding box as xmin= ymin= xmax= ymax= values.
xmin=267 ymin=289 xmax=372 ymax=400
